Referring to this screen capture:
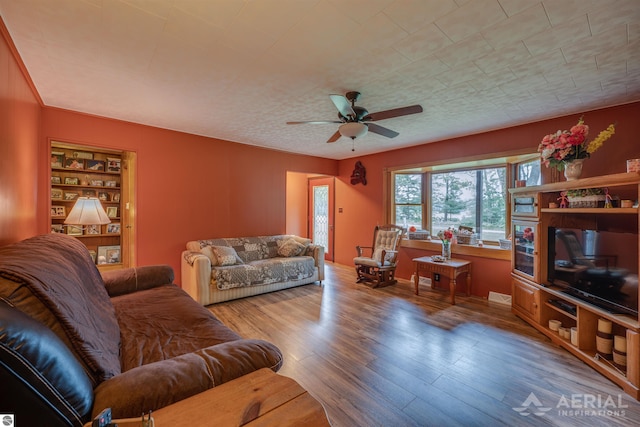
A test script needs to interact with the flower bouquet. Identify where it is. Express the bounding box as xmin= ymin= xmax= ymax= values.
xmin=538 ymin=116 xmax=615 ymax=171
xmin=437 ymin=228 xmax=454 ymax=259
xmin=437 ymin=228 xmax=454 ymax=243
